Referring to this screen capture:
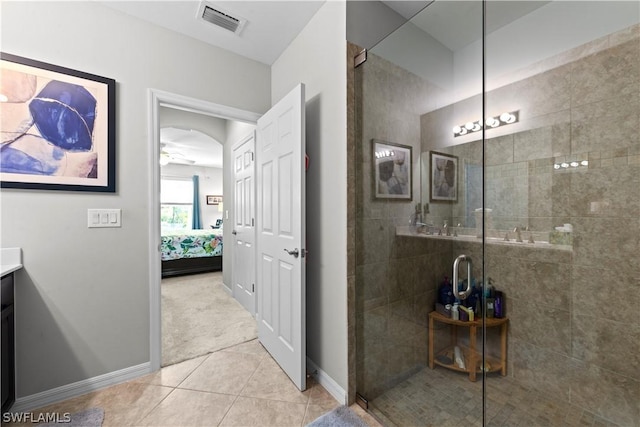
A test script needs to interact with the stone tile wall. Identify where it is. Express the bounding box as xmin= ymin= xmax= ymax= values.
xmin=418 ymin=25 xmax=640 ymax=426
xmin=353 ymin=51 xmax=448 ymax=400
